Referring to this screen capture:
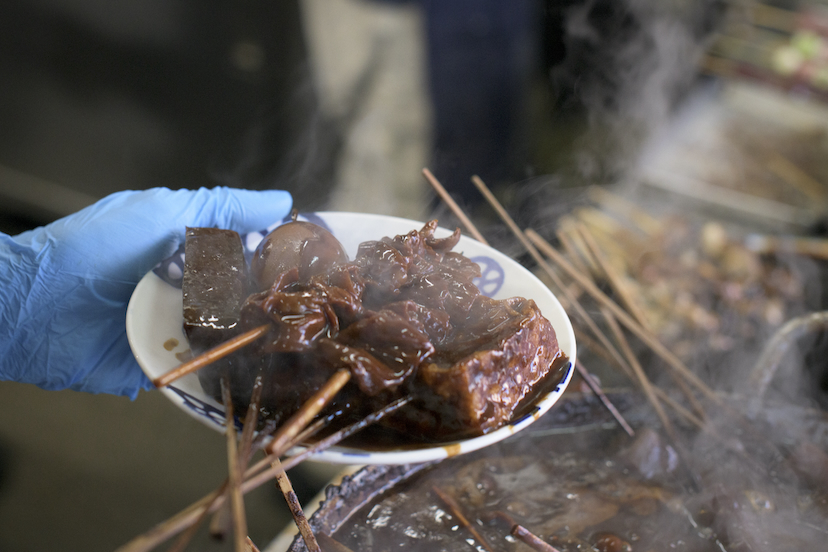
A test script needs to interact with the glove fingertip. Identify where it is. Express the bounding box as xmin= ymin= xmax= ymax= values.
xmin=206 ymin=188 xmax=294 ymax=233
